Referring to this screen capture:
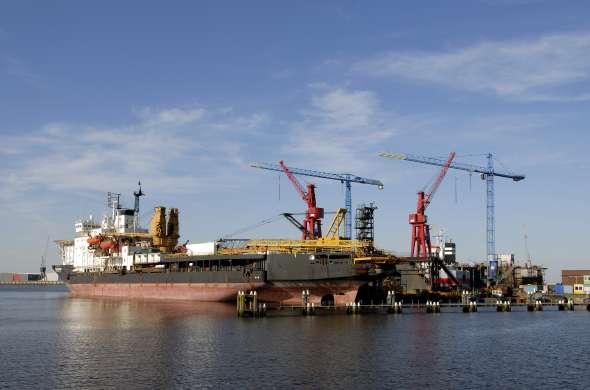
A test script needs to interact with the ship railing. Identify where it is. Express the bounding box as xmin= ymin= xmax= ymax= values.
xmin=210 ymin=238 xmax=378 ymax=256
xmin=245 ymin=238 xmax=371 ymax=248
xmin=218 ymin=247 xmax=360 ymax=256
xmin=353 ymin=255 xmax=399 ymax=264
